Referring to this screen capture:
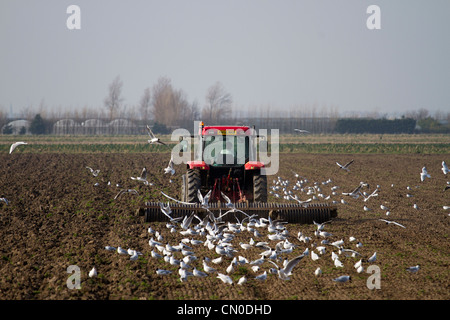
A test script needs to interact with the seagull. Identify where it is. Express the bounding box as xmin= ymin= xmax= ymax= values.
xmin=336 ymin=159 xmax=354 ymax=171
xmin=333 ymin=275 xmax=351 ymax=283
xmin=267 ymin=254 xmax=305 ymax=280
xmin=442 ymin=161 xmax=449 ymax=175
xmin=193 ymin=267 xmax=208 ymax=278
xmin=9 ymin=141 xmax=27 ymax=154
xmin=0 ymin=197 xmax=9 ymax=205
xmin=117 ymin=247 xmax=128 ymax=255
xmin=202 ymin=260 xmax=217 ymax=273
xmin=237 ymin=276 xmax=247 ymax=285
xmin=216 ymin=273 xmax=233 ymax=284
xmin=114 ymin=188 xmax=138 ymax=200
xmin=255 ymin=271 xmax=268 ymax=281
xmin=420 ymin=166 xmax=431 ymax=182
xmin=146 ymin=125 xmax=167 ymax=146
xmin=406 ymin=265 xmax=420 ymax=273
xmin=379 ymin=219 xmax=406 ymax=228
xmin=88 ymin=267 xmax=97 ymax=278
xmin=86 ymin=166 xmax=100 ymax=177
xmin=314 ymin=267 xmax=322 ymax=276
xmin=131 ymin=167 xmax=149 ymax=185
xmin=156 ymin=269 xmax=172 ymax=275
xmin=164 ymin=156 xmax=175 ymax=175
xmin=198 ymin=189 xmax=212 ymax=209
xmin=180 ymin=211 xmax=196 ymax=230
xmin=367 ymin=252 xmax=377 ymax=263
xmin=294 ymin=129 xmax=310 ymax=134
